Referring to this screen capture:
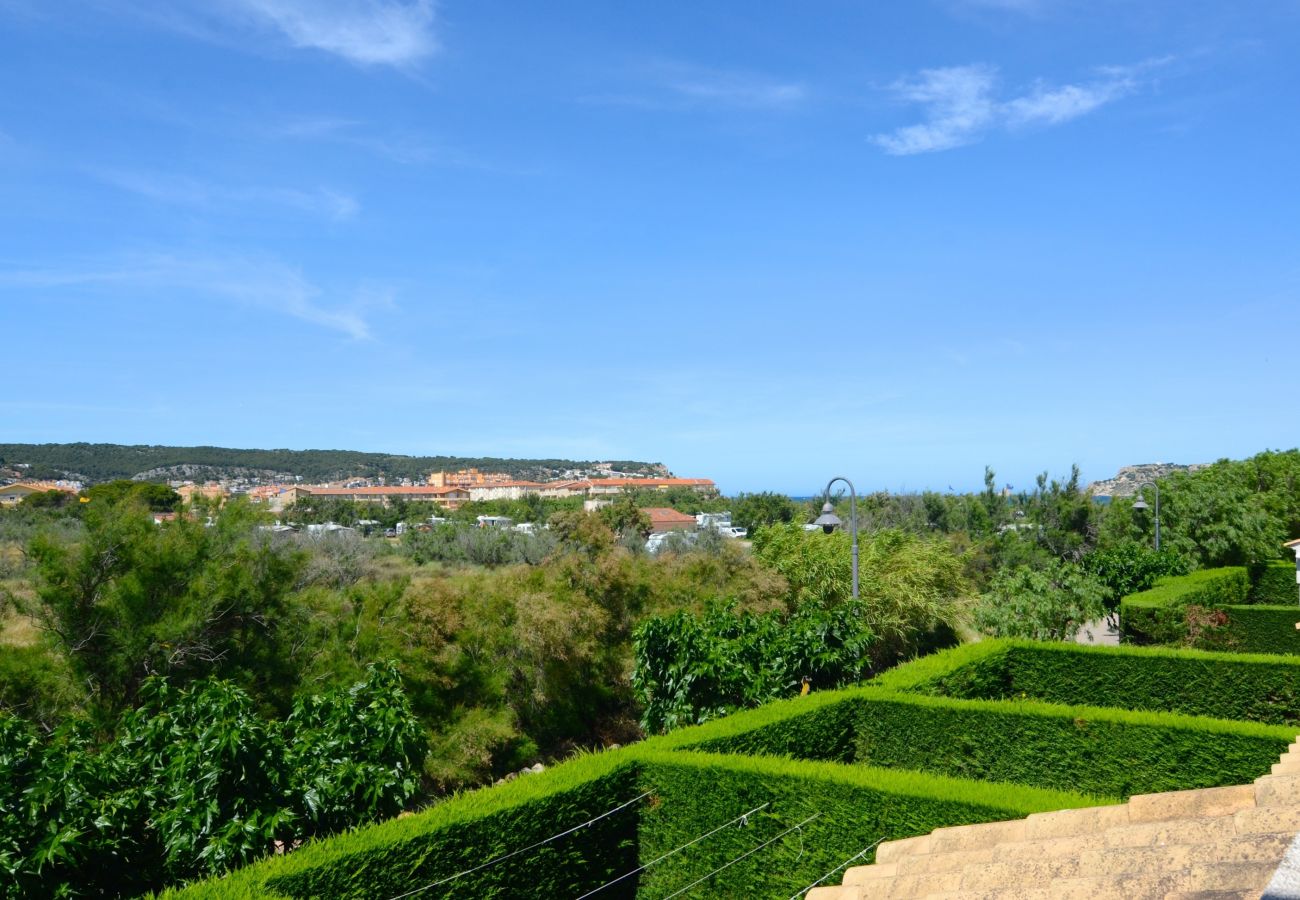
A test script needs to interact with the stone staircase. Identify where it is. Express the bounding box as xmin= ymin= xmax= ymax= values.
xmin=807 ymin=740 xmax=1300 ymax=900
